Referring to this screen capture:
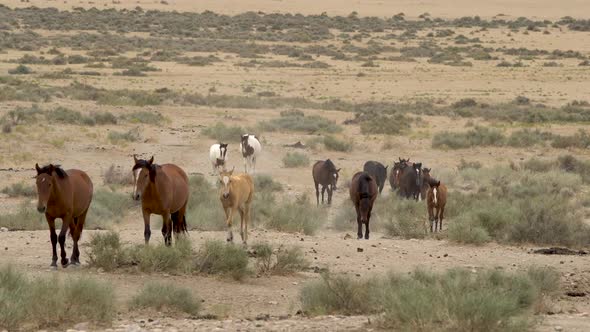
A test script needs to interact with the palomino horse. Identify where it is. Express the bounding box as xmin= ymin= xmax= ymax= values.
xmin=132 ymin=156 xmax=189 ymax=246
xmin=218 ymin=168 xmax=254 ymax=245
xmin=209 ymin=143 xmax=228 ymax=173
xmin=240 ymin=134 xmax=262 ymax=174
xmin=312 ymin=159 xmax=341 ymax=205
xmin=427 ymin=180 xmax=447 ymax=232
xmin=363 ymin=161 xmax=388 ymax=194
xmin=35 ymin=164 xmax=93 ymax=267
xmin=350 ymin=171 xmax=378 ymax=240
